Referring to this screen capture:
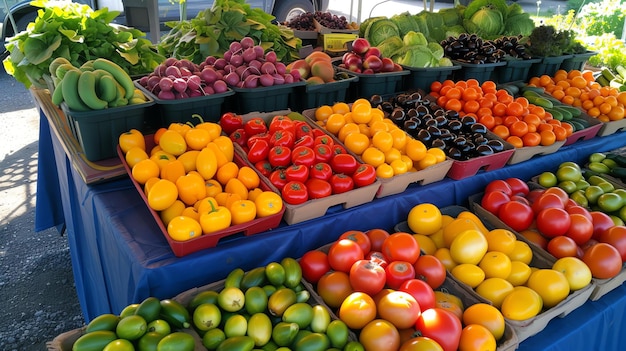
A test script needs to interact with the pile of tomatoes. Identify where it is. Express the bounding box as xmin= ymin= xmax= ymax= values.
xmin=221 ymin=112 xmax=377 ymax=205
xmin=119 ymin=121 xmax=283 ymax=242
xmin=311 ymin=99 xmax=449 ymax=178
xmin=480 ymin=175 xmax=625 ymax=280
xmin=429 ymin=79 xmax=573 ymax=148
xmin=299 ymin=225 xmax=508 ymax=351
